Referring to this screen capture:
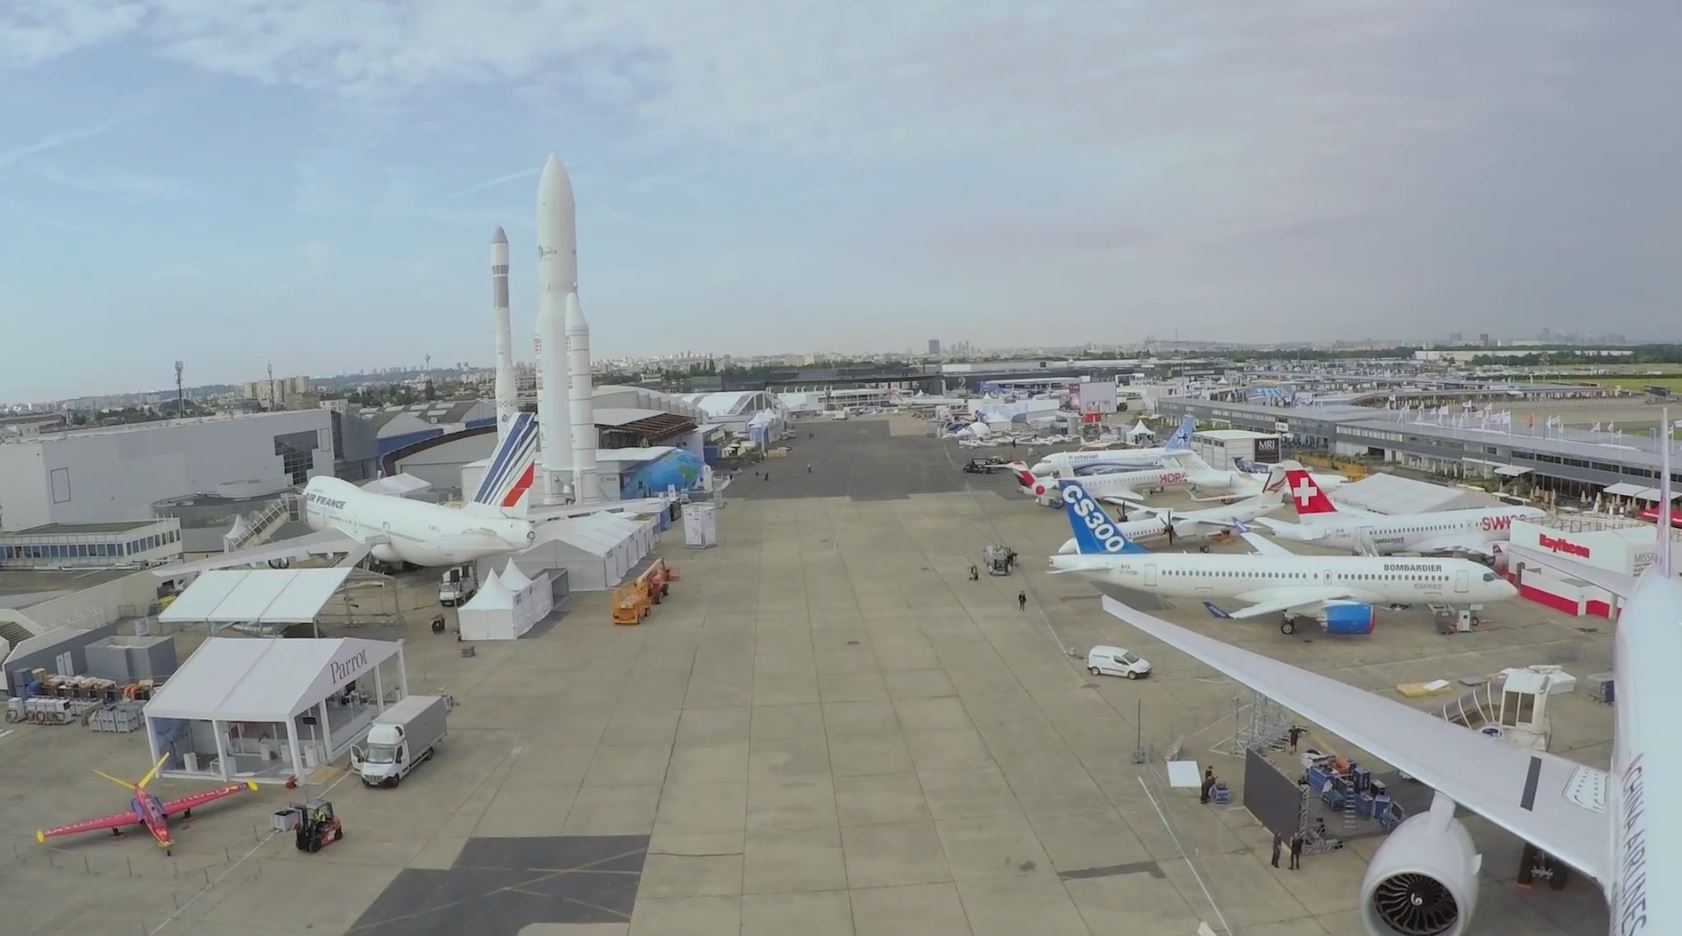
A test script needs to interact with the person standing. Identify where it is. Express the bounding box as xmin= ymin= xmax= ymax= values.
xmin=1200 ymin=767 xmax=1215 ymax=805
xmin=1288 ymin=725 xmax=1306 ymax=754
xmin=1017 ymin=591 xmax=1027 ymax=612
xmin=1289 ymin=832 xmax=1304 ymax=870
xmin=1271 ymin=834 xmax=1283 ymax=868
